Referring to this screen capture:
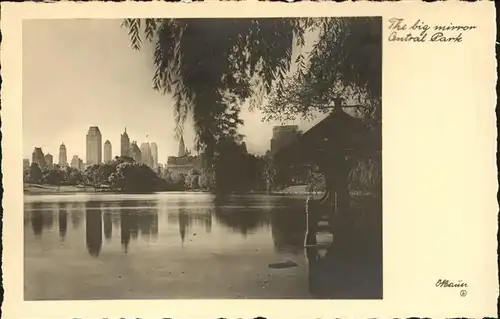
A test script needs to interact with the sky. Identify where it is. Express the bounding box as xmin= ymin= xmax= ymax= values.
xmin=22 ymin=19 xmax=322 ymax=163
